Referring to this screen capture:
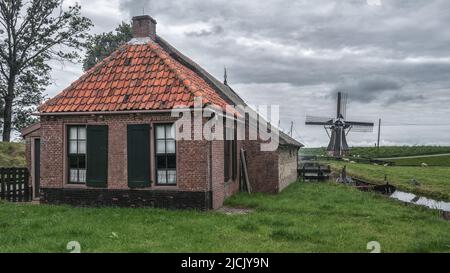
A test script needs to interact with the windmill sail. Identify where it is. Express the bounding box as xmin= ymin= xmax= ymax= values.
xmin=305 ymin=115 xmax=334 ymax=125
